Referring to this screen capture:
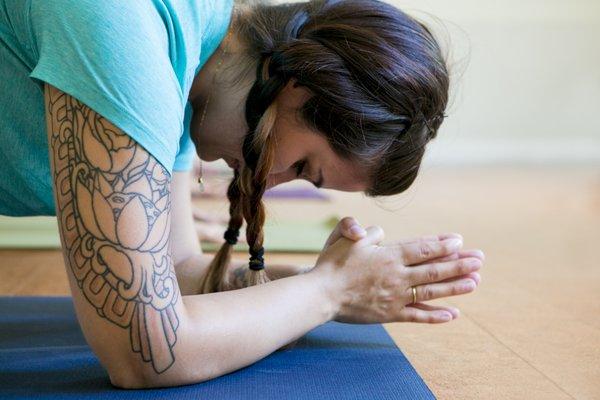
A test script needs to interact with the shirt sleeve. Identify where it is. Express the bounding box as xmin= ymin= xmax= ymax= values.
xmin=28 ymin=0 xmax=186 ymax=175
xmin=172 ymin=102 xmax=196 ymax=172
